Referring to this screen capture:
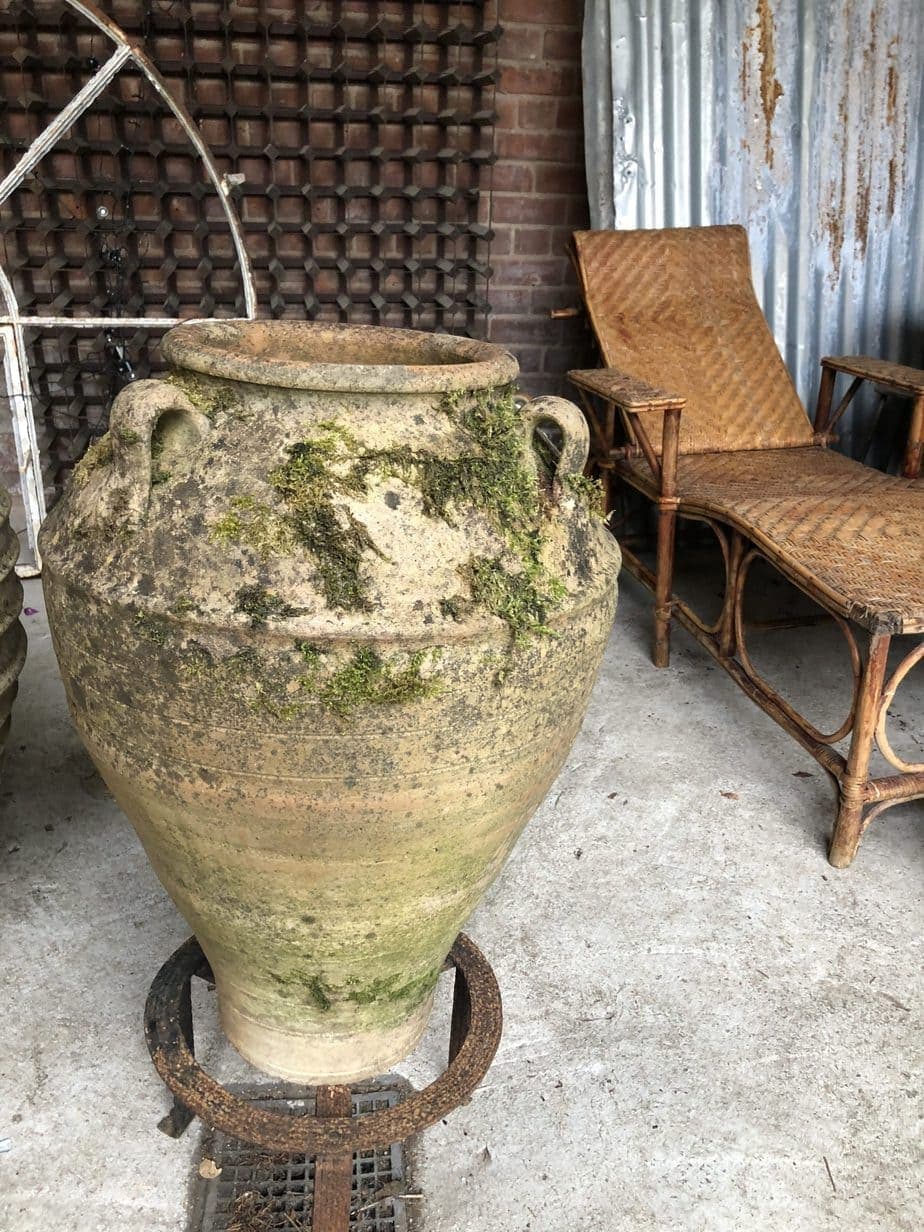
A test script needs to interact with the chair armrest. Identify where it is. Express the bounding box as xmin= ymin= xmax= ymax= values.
xmin=821 ymin=355 xmax=924 ymax=396
xmin=816 ymin=356 xmax=924 ymax=477
xmin=568 ymin=367 xmax=686 ymax=413
xmin=568 ymin=367 xmax=684 ymax=497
